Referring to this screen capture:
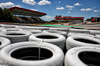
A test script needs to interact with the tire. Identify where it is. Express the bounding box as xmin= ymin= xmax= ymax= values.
xmin=27 ymin=30 xmax=42 ymax=34
xmin=66 ymin=35 xmax=100 ymax=50
xmin=0 ymin=30 xmax=32 ymax=43
xmin=90 ymin=30 xmax=100 ymax=35
xmin=5 ymin=28 xmax=22 ymax=31
xmin=67 ymin=32 xmax=95 ymax=38
xmin=65 ymin=47 xmax=100 ymax=66
xmin=0 ymin=28 xmax=7 ymax=33
xmin=43 ymin=30 xmax=67 ymax=38
xmin=0 ymin=37 xmax=11 ymax=65
xmin=29 ymin=33 xmax=66 ymax=50
xmin=49 ymin=27 xmax=69 ymax=32
xmin=69 ymin=28 xmax=90 ymax=34
xmin=0 ymin=41 xmax=64 ymax=66
xmin=1 ymin=24 xmax=16 ymax=28
xmin=17 ymin=26 xmax=49 ymax=30
xmin=0 ymin=37 xmax=11 ymax=50
xmin=95 ymin=35 xmax=100 ymax=39
xmin=28 ymin=27 xmax=49 ymax=30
